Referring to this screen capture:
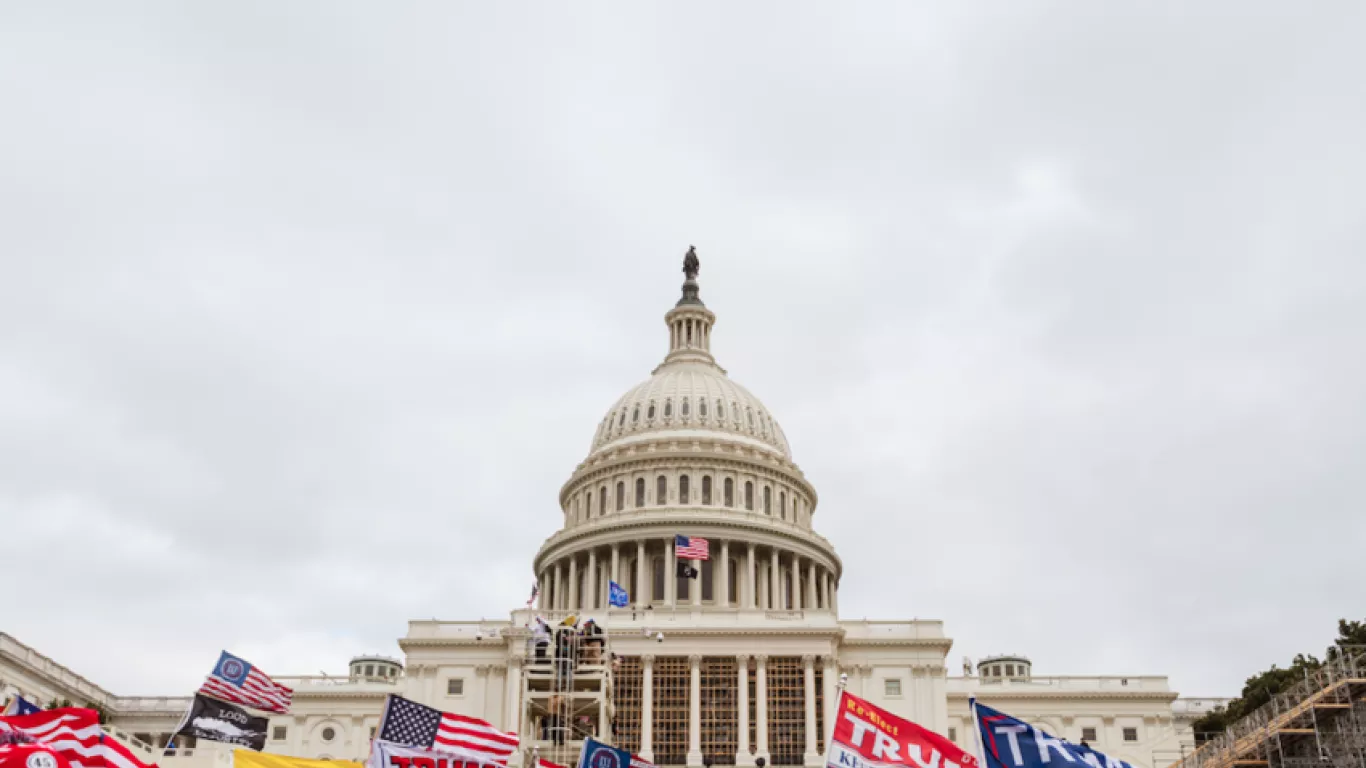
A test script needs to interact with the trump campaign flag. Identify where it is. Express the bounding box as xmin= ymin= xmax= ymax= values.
xmin=972 ymin=702 xmax=1134 ymax=768
xmin=198 ymin=652 xmax=293 ymax=714
xmin=0 ymin=708 xmax=156 ymax=768
xmin=0 ymin=742 xmax=72 ymax=768
xmin=366 ymin=740 xmax=506 ymax=768
xmin=829 ymin=691 xmax=976 ymax=768
xmin=576 ymin=738 xmax=654 ymax=768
